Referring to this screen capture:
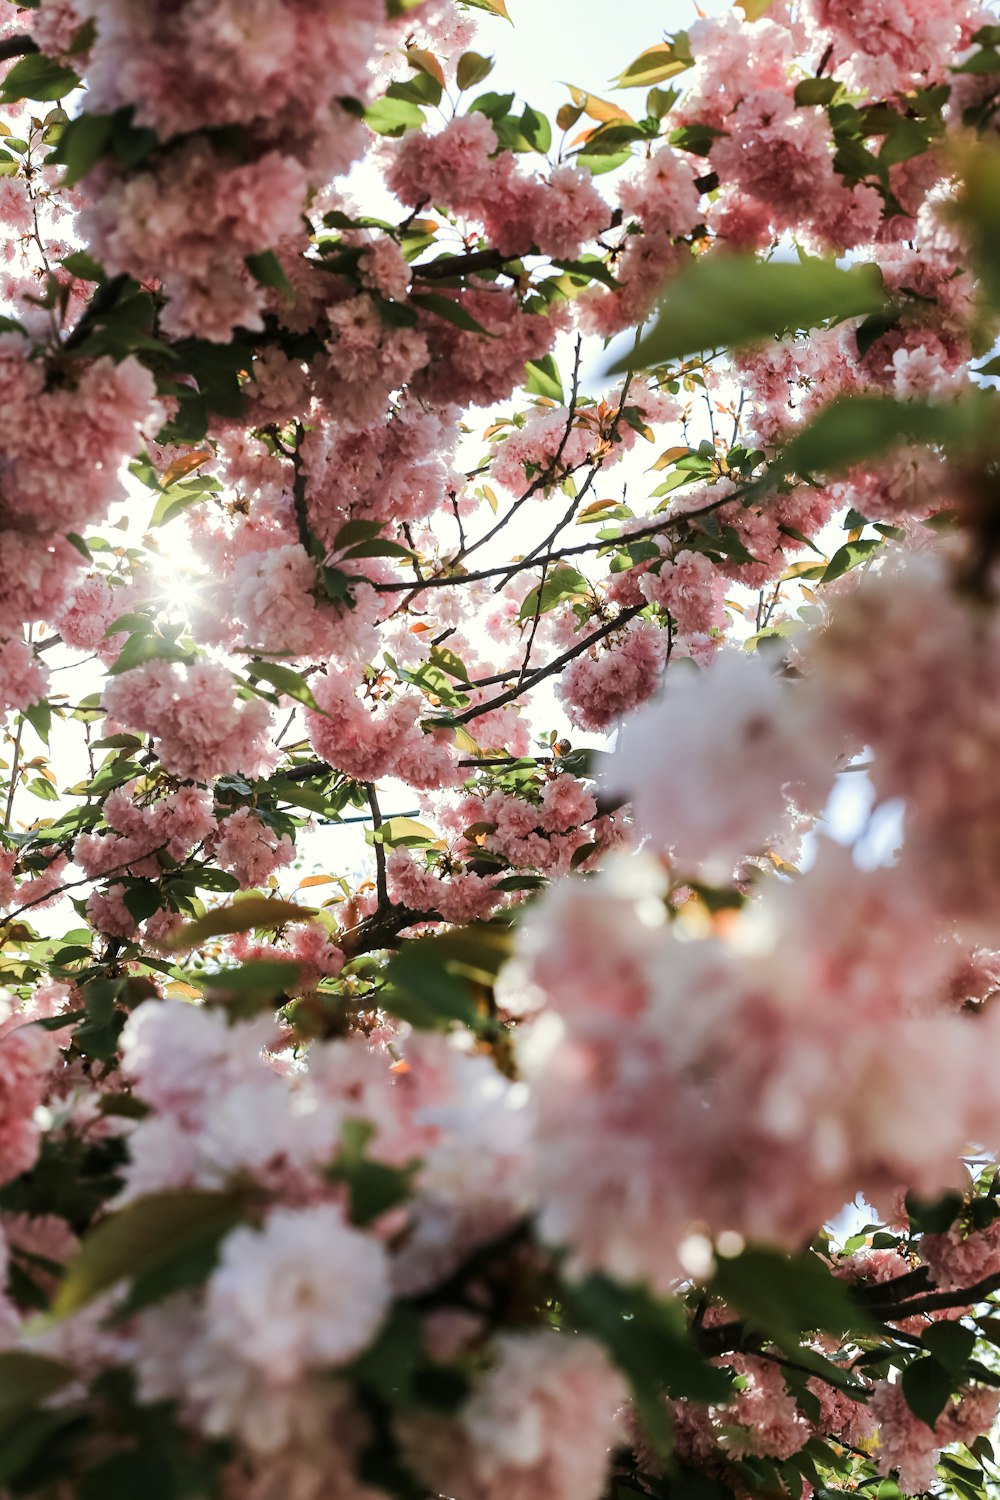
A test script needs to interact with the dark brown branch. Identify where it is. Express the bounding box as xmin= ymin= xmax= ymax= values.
xmin=275 ymin=761 xmax=332 ymax=784
xmin=338 ymin=903 xmax=441 ymax=959
xmin=371 ymin=492 xmax=734 ymax=595
xmin=487 ymin=365 xmax=633 ymax=603
xmin=0 ymin=842 xmax=170 ymax=935
xmin=455 ymin=604 xmax=644 ymax=725
xmin=852 ymin=1266 xmax=931 ymax=1306
xmin=290 ymin=424 xmax=311 ymax=554
xmin=0 ymin=35 xmax=40 ymax=62
xmin=698 ymin=1267 xmax=1000 ymax=1363
xmin=863 ymin=1269 xmax=1000 ymax=1322
xmin=411 ymin=248 xmax=512 ymax=282
xmin=366 ymin=783 xmax=388 ymax=910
